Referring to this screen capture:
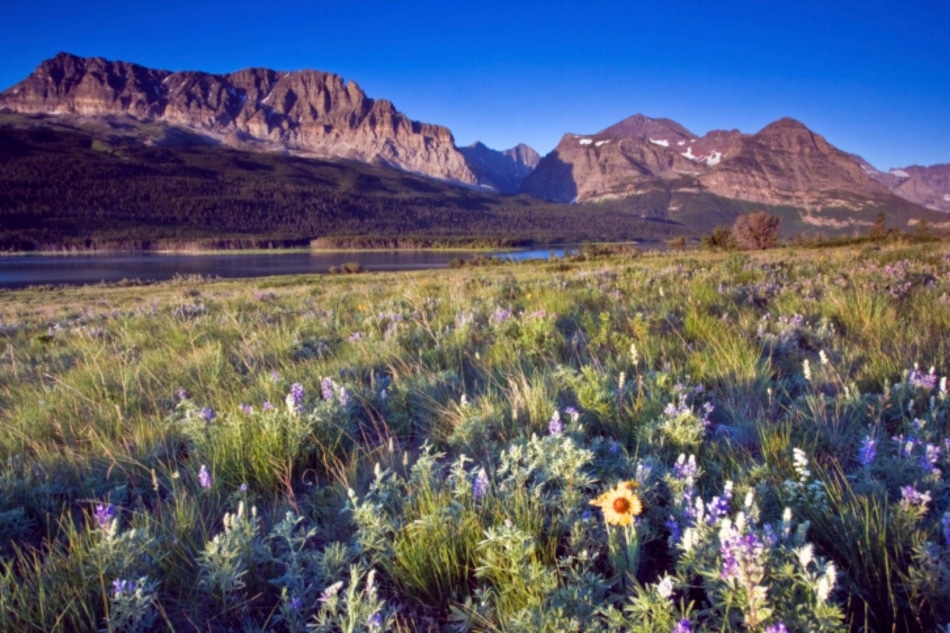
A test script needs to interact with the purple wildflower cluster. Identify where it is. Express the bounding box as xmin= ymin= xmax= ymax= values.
xmin=472 ymin=468 xmax=489 ymax=501
xmin=765 ymin=623 xmax=789 ymax=633
xmin=320 ymin=376 xmax=350 ymax=407
xmin=548 ymin=410 xmax=563 ymax=436
xmin=348 ymin=331 xmax=365 ymax=343
xmin=200 ymin=407 xmax=216 ymax=422
xmin=706 ymin=481 xmax=734 ymax=525
xmin=720 ymin=528 xmax=766 ymax=584
xmin=672 ymin=619 xmax=692 ymax=633
xmin=240 ymin=403 xmax=254 ymax=415
xmin=491 ymin=308 xmax=513 ymax=324
xmin=95 ymin=502 xmax=116 ymax=529
xmin=899 ymin=485 xmax=931 ymax=511
xmin=112 ymin=578 xmax=135 ymax=598
xmin=198 ymin=464 xmax=212 ymax=489
xmin=858 ymin=435 xmax=876 ymax=467
xmin=907 ymin=364 xmax=938 ymax=390
xmin=891 ymin=432 xmax=945 ymax=477
xmin=286 ymin=382 xmax=305 ymax=414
